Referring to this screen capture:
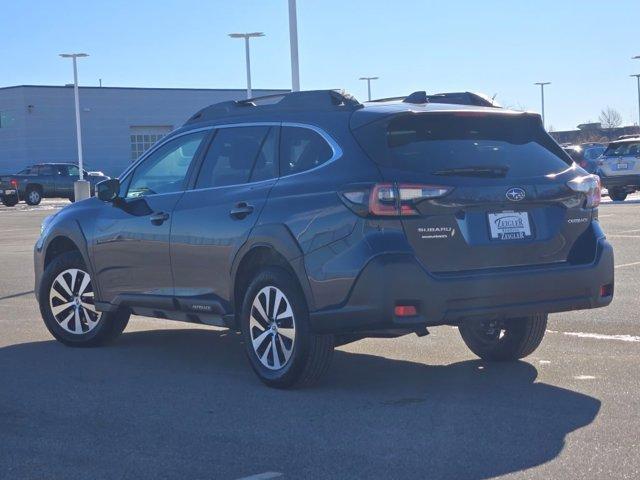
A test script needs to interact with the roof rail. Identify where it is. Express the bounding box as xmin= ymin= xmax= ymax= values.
xmin=185 ymin=89 xmax=362 ymax=125
xmin=369 ymin=91 xmax=500 ymax=108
